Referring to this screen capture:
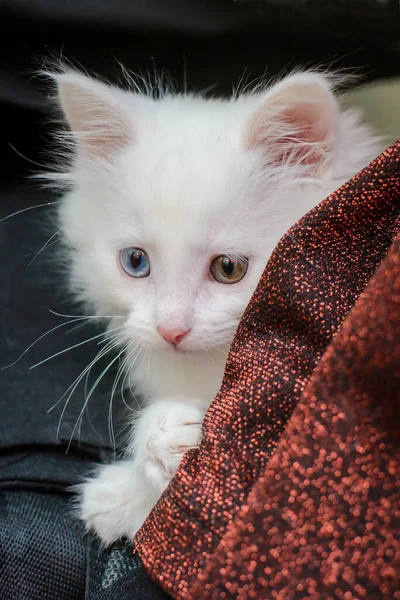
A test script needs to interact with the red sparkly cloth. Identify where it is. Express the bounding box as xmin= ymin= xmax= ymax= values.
xmin=135 ymin=141 xmax=400 ymax=599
